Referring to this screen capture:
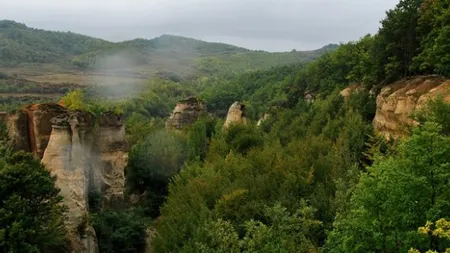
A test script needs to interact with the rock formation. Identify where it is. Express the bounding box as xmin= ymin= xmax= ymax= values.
xmin=92 ymin=112 xmax=128 ymax=209
xmin=257 ymin=106 xmax=279 ymax=127
xmin=373 ymin=76 xmax=450 ymax=139
xmin=165 ymin=97 xmax=206 ymax=129
xmin=224 ymin=101 xmax=247 ymax=129
xmin=304 ymin=92 xmax=316 ymax=104
xmin=0 ymin=103 xmax=129 ymax=253
xmin=24 ymin=103 xmax=68 ymax=158
xmin=340 ymin=84 xmax=362 ymax=99
xmin=42 ymin=110 xmax=98 ymax=253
